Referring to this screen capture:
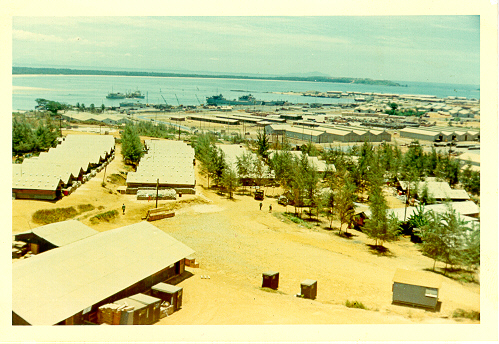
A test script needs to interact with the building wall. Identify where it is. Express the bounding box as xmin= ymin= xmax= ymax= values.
xmin=12 ymin=189 xmax=59 ymax=200
xmin=400 ymin=131 xmax=439 ymax=142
